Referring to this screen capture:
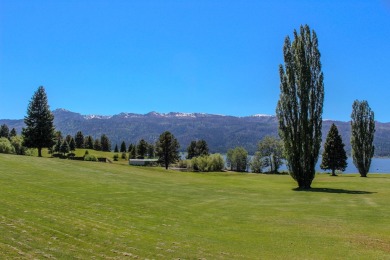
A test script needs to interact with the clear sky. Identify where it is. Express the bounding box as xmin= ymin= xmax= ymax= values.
xmin=1 ymin=0 xmax=389 ymax=122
